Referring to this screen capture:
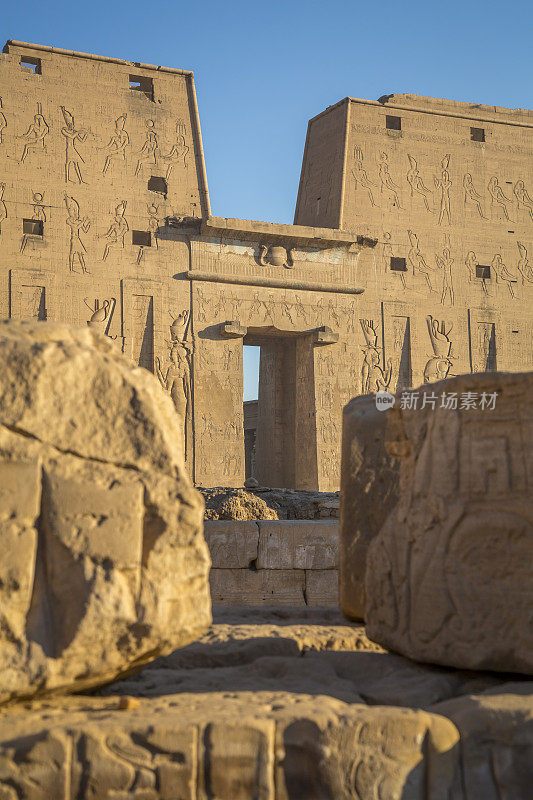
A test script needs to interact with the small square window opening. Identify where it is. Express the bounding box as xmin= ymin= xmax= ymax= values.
xmin=390 ymin=257 xmax=407 ymax=272
xmin=476 ymin=265 xmax=491 ymax=279
xmin=21 ymin=56 xmax=42 ymax=75
xmin=22 ymin=219 xmax=44 ymax=236
xmin=129 ymin=74 xmax=154 ymax=101
xmin=470 ymin=127 xmax=485 ymax=142
xmin=132 ymin=230 xmax=151 ymax=247
xmin=148 ymin=176 xmax=167 ymax=197
xmin=386 ymin=115 xmax=401 ymax=131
